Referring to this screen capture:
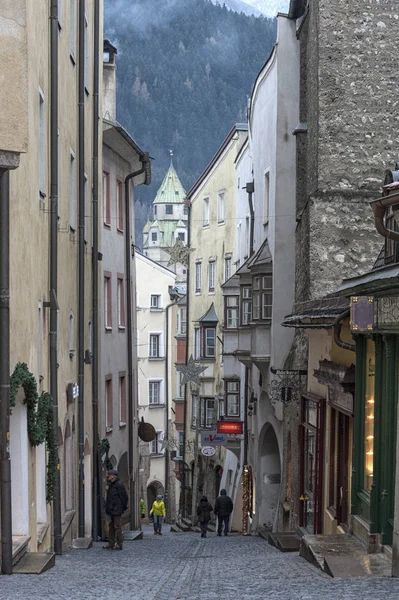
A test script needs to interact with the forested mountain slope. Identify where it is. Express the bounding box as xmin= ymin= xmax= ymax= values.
xmin=104 ymin=0 xmax=276 ymax=242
